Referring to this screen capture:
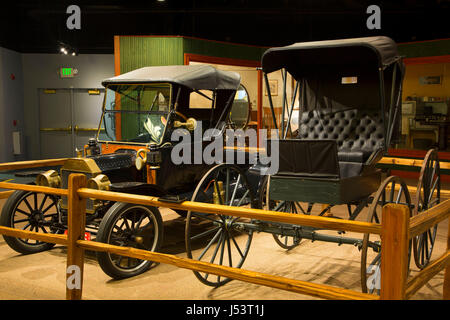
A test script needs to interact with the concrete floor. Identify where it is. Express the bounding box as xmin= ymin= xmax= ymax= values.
xmin=0 ymin=187 xmax=447 ymax=301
